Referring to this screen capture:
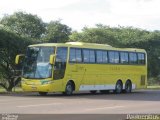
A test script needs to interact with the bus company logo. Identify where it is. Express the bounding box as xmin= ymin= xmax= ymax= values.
xmin=1 ymin=114 xmax=18 ymax=120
